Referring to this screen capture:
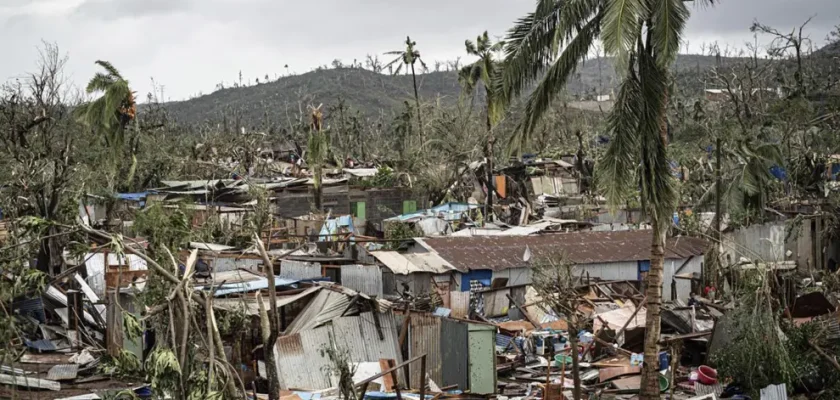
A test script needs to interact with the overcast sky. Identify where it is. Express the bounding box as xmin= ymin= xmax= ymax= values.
xmin=2 ymin=0 xmax=838 ymax=101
